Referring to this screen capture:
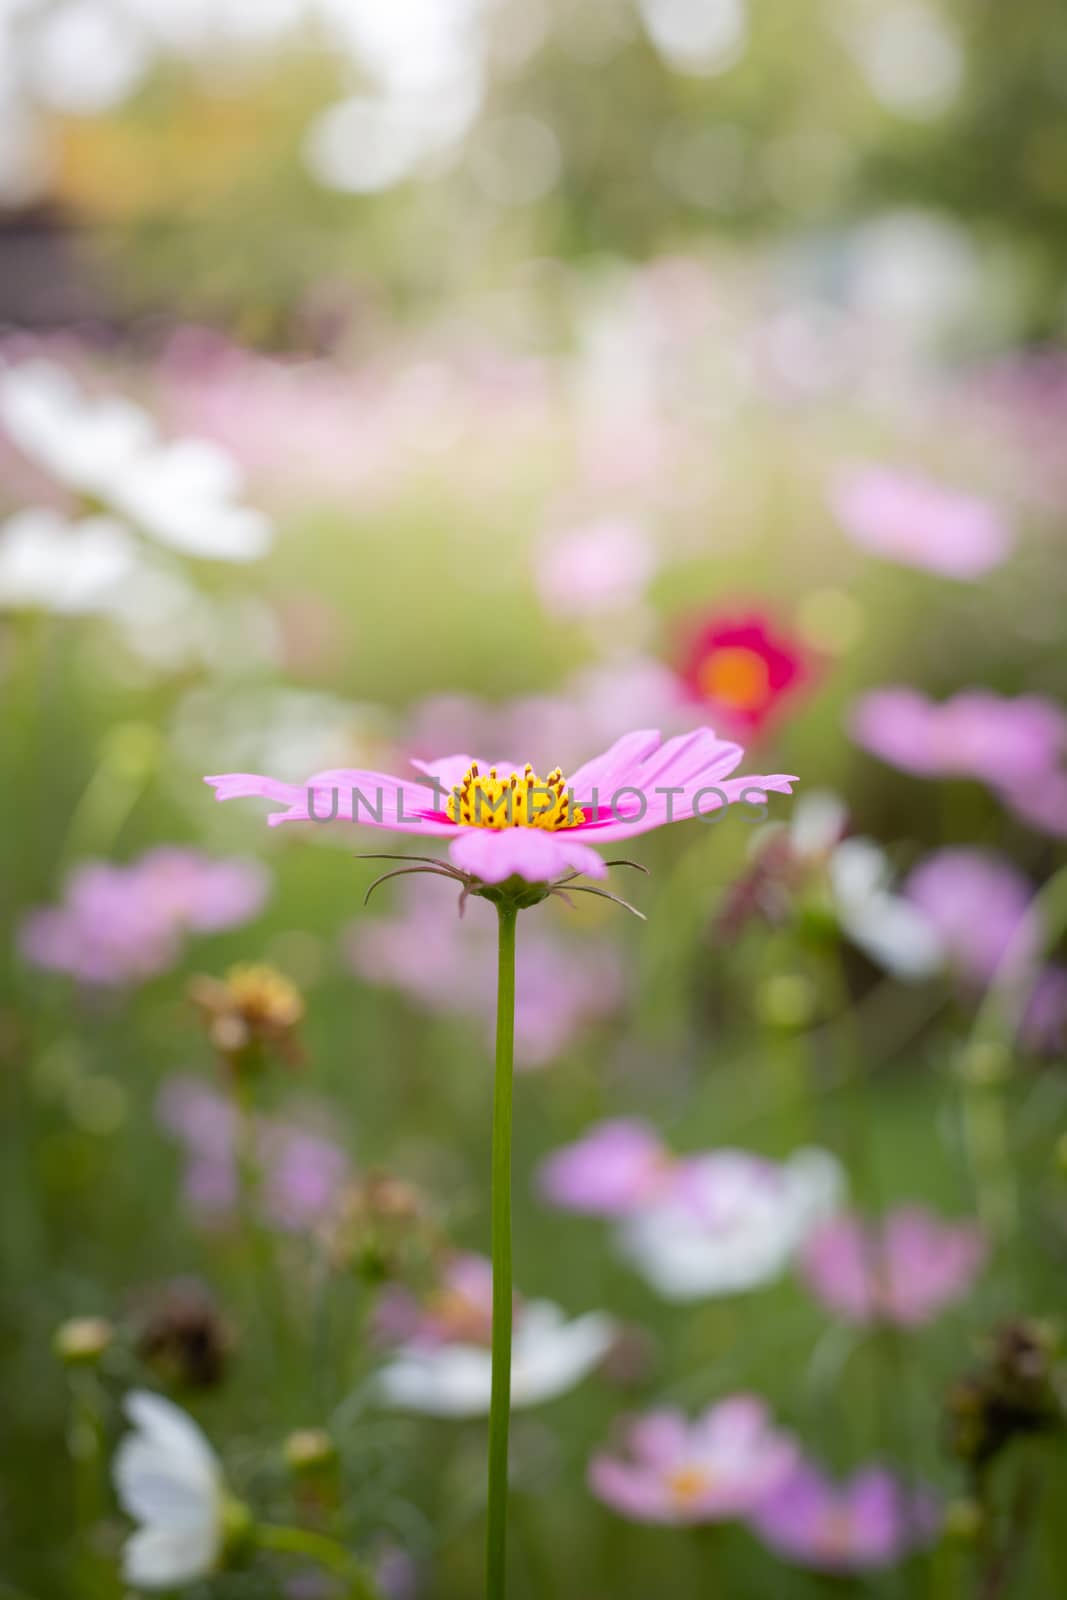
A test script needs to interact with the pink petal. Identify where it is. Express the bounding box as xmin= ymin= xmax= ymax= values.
xmin=205 ymin=770 xmax=457 ymax=835
xmin=447 ymin=828 xmax=608 ymax=885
